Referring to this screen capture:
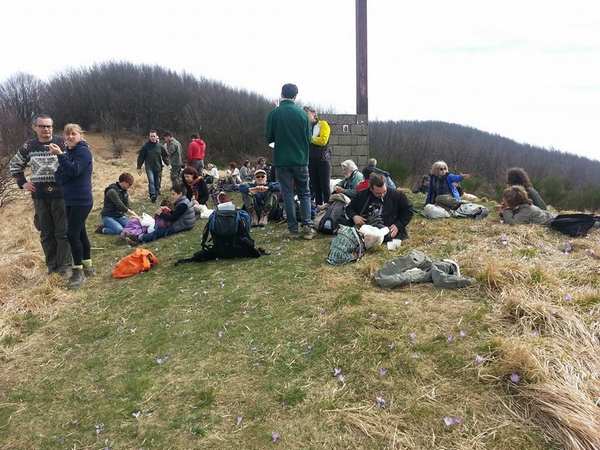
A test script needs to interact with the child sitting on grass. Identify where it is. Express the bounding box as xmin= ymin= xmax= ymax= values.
xmin=129 ymin=184 xmax=196 ymax=244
